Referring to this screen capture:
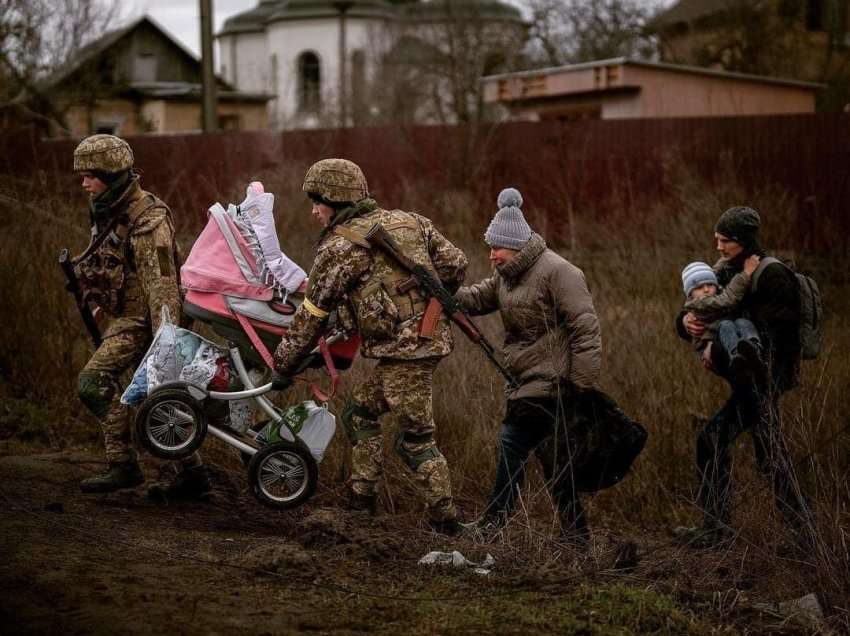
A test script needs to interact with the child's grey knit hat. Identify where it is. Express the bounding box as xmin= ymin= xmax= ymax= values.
xmin=484 ymin=187 xmax=532 ymax=250
xmin=682 ymin=261 xmax=718 ymax=298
